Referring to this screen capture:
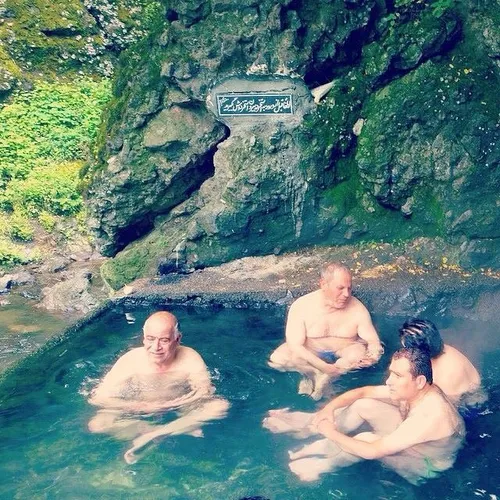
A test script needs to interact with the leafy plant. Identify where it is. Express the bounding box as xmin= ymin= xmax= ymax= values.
xmin=7 ymin=214 xmax=34 ymax=242
xmin=0 ymin=78 xmax=111 ymax=243
xmin=0 ymin=239 xmax=29 ymax=266
xmin=0 ymin=79 xmax=111 ymax=185
xmin=431 ymin=0 xmax=455 ymax=17
xmin=4 ymin=161 xmax=83 ymax=217
xmin=38 ymin=211 xmax=57 ymax=232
